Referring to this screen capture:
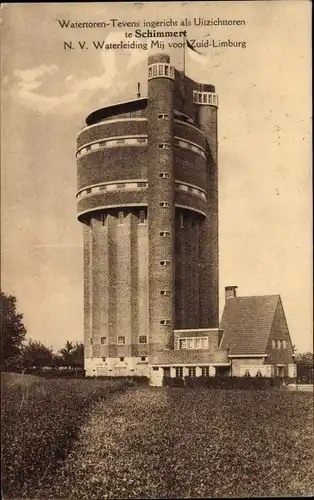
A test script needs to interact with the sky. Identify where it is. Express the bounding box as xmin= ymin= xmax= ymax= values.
xmin=1 ymin=1 xmax=312 ymax=353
